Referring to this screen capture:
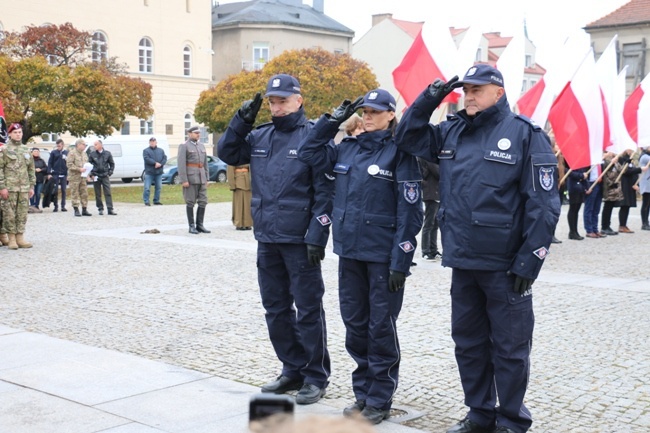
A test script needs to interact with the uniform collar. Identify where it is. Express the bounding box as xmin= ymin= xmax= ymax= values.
xmin=457 ymin=95 xmax=511 ymax=128
xmin=356 ymin=128 xmax=393 ymax=151
xmin=271 ymin=106 xmax=307 ymax=132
